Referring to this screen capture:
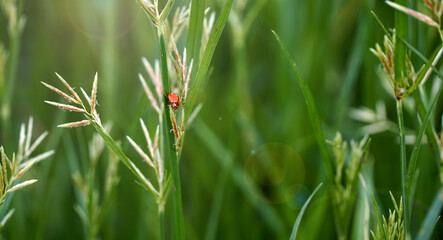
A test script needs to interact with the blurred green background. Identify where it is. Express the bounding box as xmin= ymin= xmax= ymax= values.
xmin=1 ymin=0 xmax=443 ymax=239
